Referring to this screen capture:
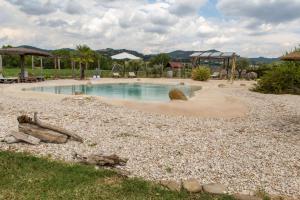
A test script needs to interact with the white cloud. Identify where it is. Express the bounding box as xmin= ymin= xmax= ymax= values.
xmin=0 ymin=0 xmax=299 ymax=57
